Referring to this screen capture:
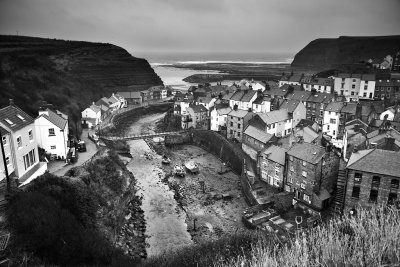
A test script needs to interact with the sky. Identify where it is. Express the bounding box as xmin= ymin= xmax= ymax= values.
xmin=0 ymin=0 xmax=399 ymax=58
